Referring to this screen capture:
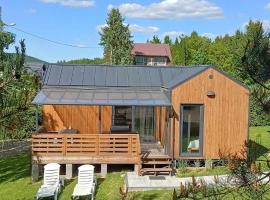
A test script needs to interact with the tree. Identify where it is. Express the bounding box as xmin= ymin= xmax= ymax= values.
xmin=239 ymin=21 xmax=270 ymax=90
xmin=99 ymin=8 xmax=133 ymax=65
xmin=149 ymin=35 xmax=161 ymax=44
xmin=59 ymin=57 xmax=105 ymax=65
xmin=163 ymin=35 xmax=172 ymax=45
xmin=174 ymin=37 xmax=179 ymax=45
xmin=0 ymin=23 xmax=37 ymax=140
